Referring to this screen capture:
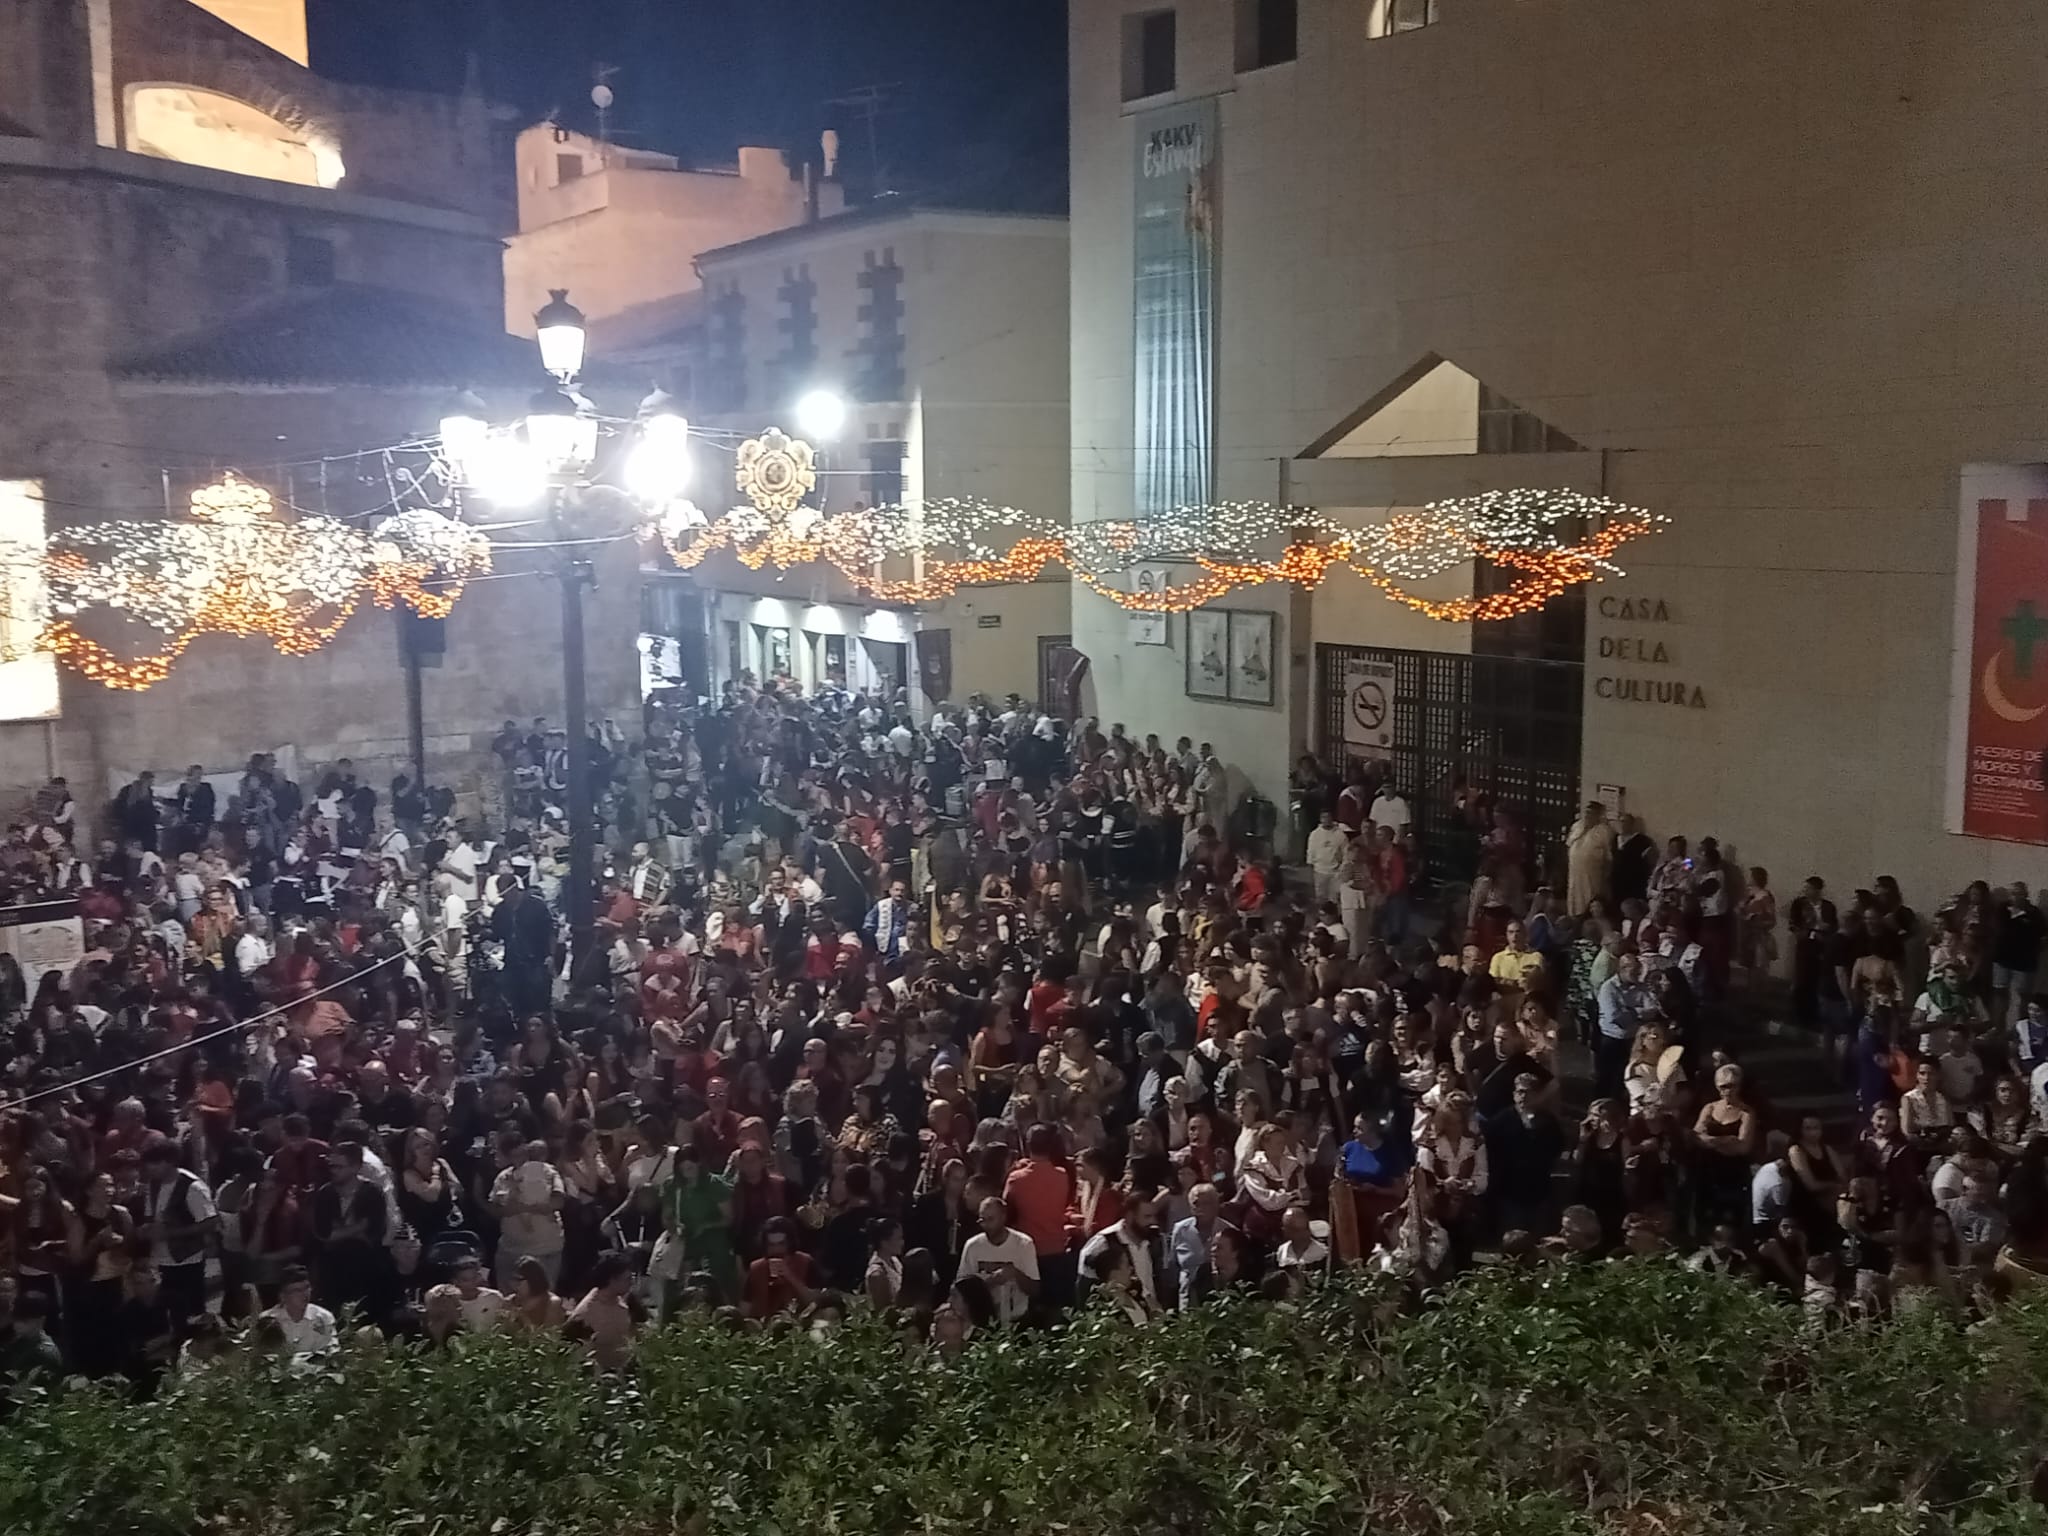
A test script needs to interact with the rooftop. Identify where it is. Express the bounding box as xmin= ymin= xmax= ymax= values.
xmin=113 ymin=283 xmax=615 ymax=390
xmin=695 ymin=196 xmax=1067 ymax=269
